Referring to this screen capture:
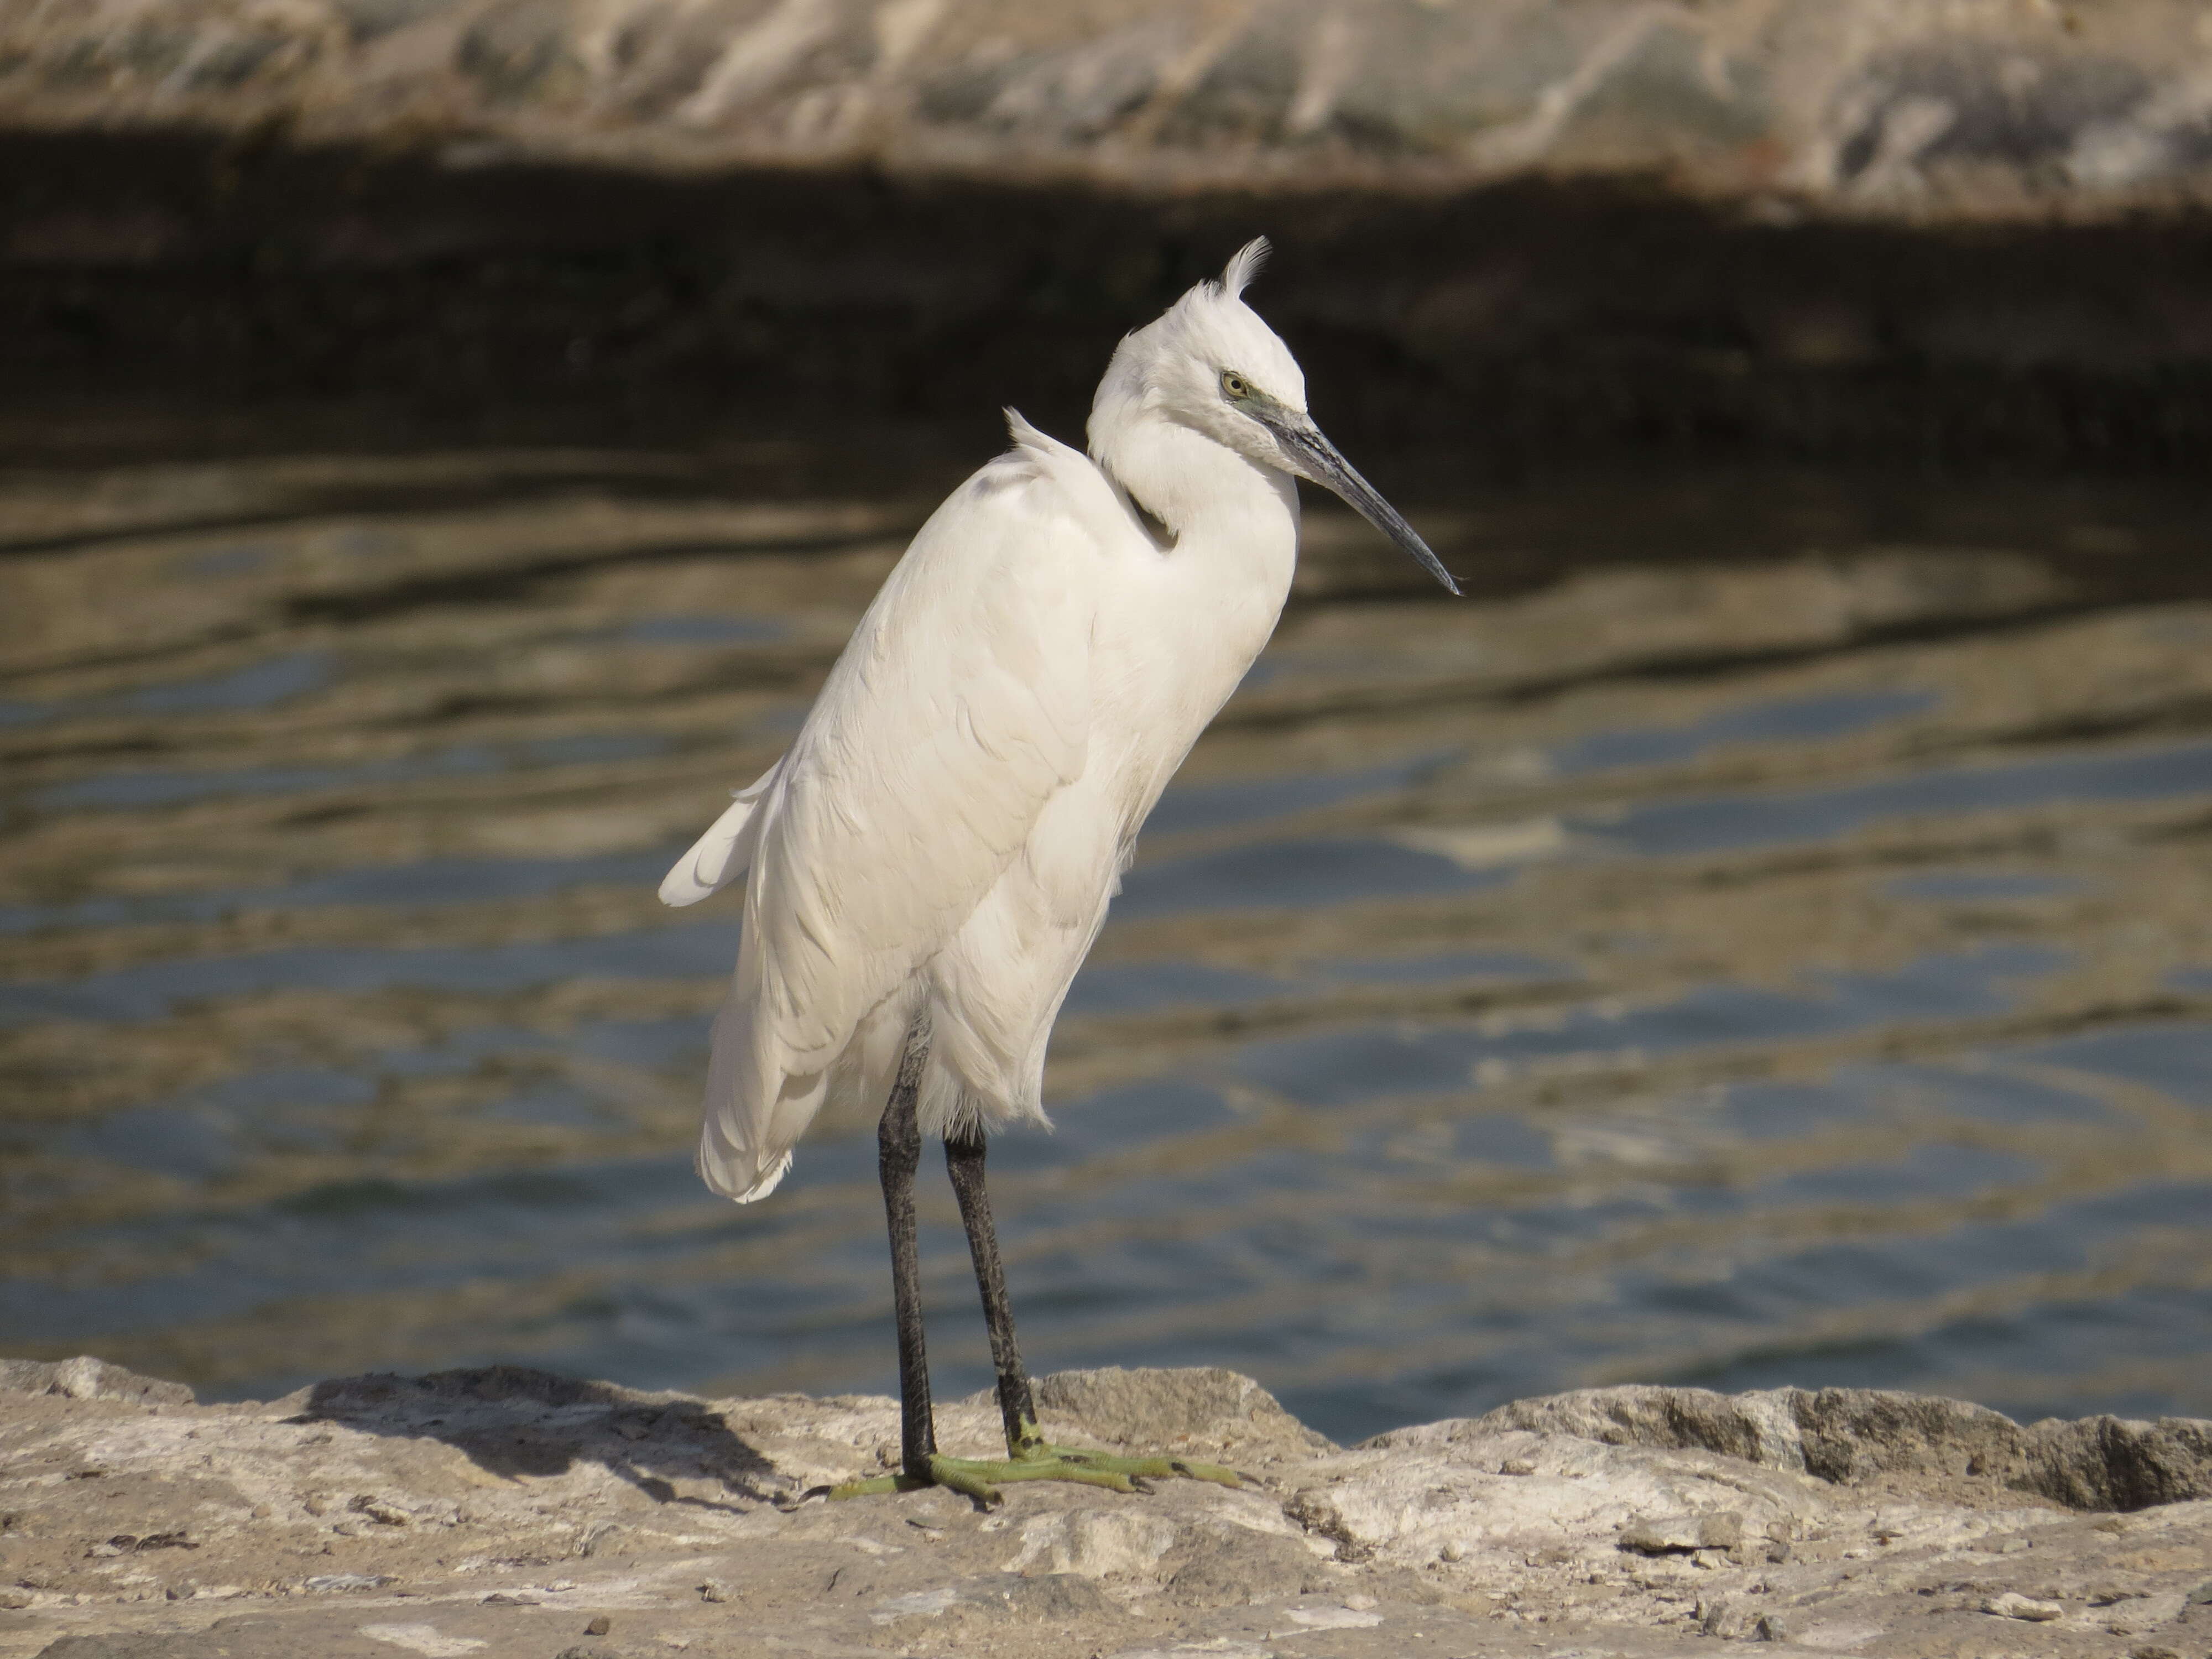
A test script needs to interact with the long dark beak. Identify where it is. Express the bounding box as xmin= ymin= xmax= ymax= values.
xmin=1261 ymin=413 xmax=1460 ymax=596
